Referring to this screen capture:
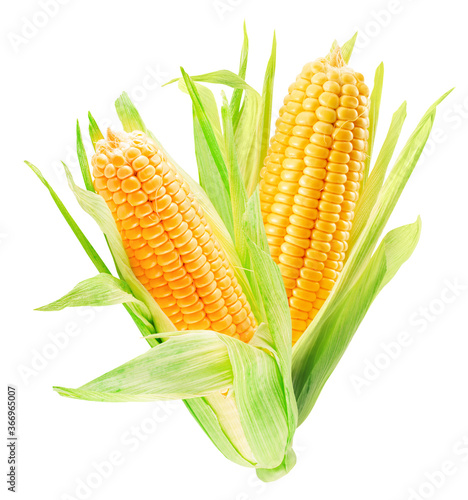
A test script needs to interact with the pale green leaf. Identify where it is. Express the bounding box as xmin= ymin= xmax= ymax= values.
xmin=230 ymin=21 xmax=249 ymax=130
xmin=341 ymin=32 xmax=358 ymax=64
xmin=349 ymin=100 xmax=407 ymax=250
xmin=55 ymin=332 xmax=233 ymax=401
xmin=217 ymin=334 xmax=289 ymax=469
xmin=362 ymin=63 xmax=384 ymax=188
xmin=88 ymin=112 xmax=104 ymax=150
xmin=36 ymin=274 xmax=150 ymax=317
xmin=251 ymin=33 xmax=276 ymax=196
xmin=243 ymin=188 xmax=269 ymax=255
xmin=76 ymin=121 xmax=94 ymax=192
xmin=181 ymin=68 xmax=230 ymax=192
xmin=193 ymin=114 xmax=234 ymax=237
